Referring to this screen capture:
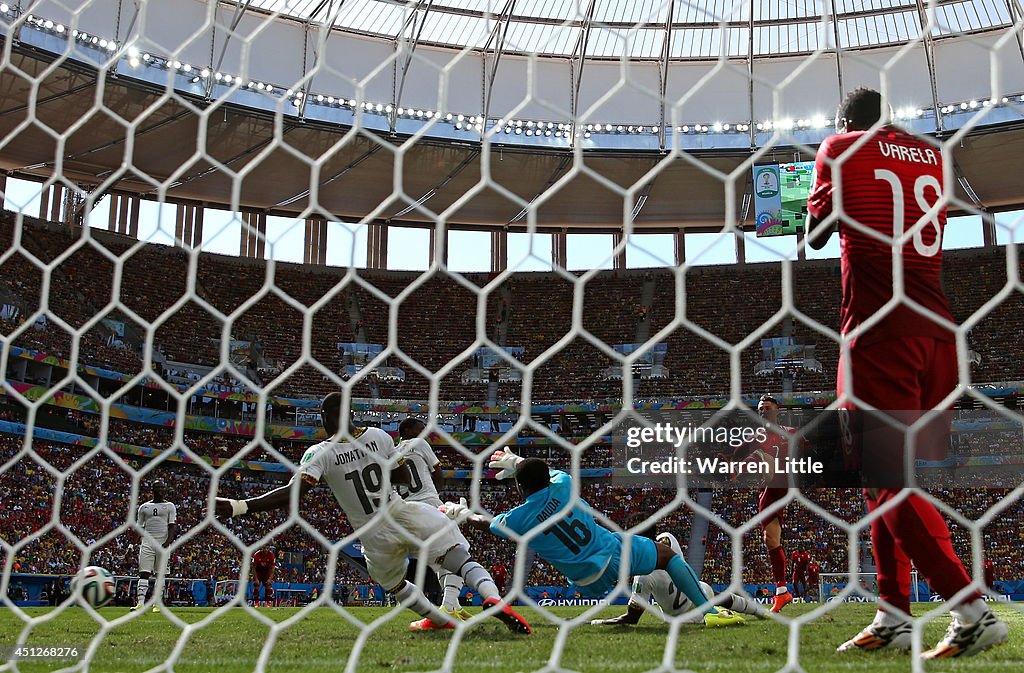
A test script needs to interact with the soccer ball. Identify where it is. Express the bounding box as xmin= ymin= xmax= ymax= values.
xmin=73 ymin=566 xmax=116 ymax=608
